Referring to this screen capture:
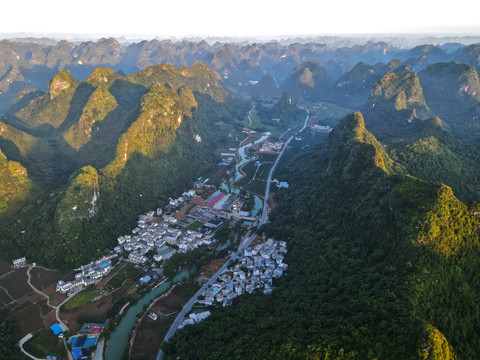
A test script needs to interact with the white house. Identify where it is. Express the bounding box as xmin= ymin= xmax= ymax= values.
xmin=12 ymin=257 xmax=26 ymax=268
